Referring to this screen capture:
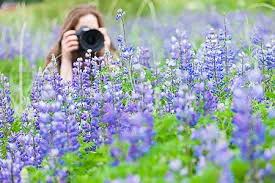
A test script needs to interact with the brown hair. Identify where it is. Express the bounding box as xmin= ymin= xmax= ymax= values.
xmin=45 ymin=4 xmax=116 ymax=71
